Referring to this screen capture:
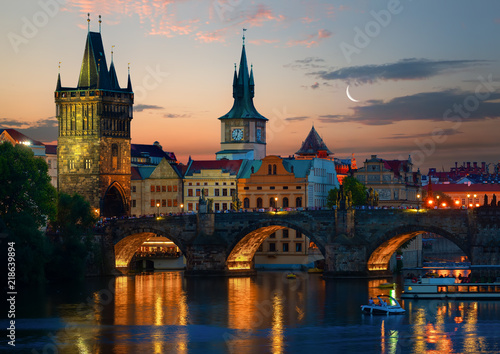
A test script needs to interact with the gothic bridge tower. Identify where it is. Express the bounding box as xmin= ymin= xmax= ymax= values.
xmin=55 ymin=15 xmax=133 ymax=217
xmin=216 ymin=31 xmax=268 ymax=160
